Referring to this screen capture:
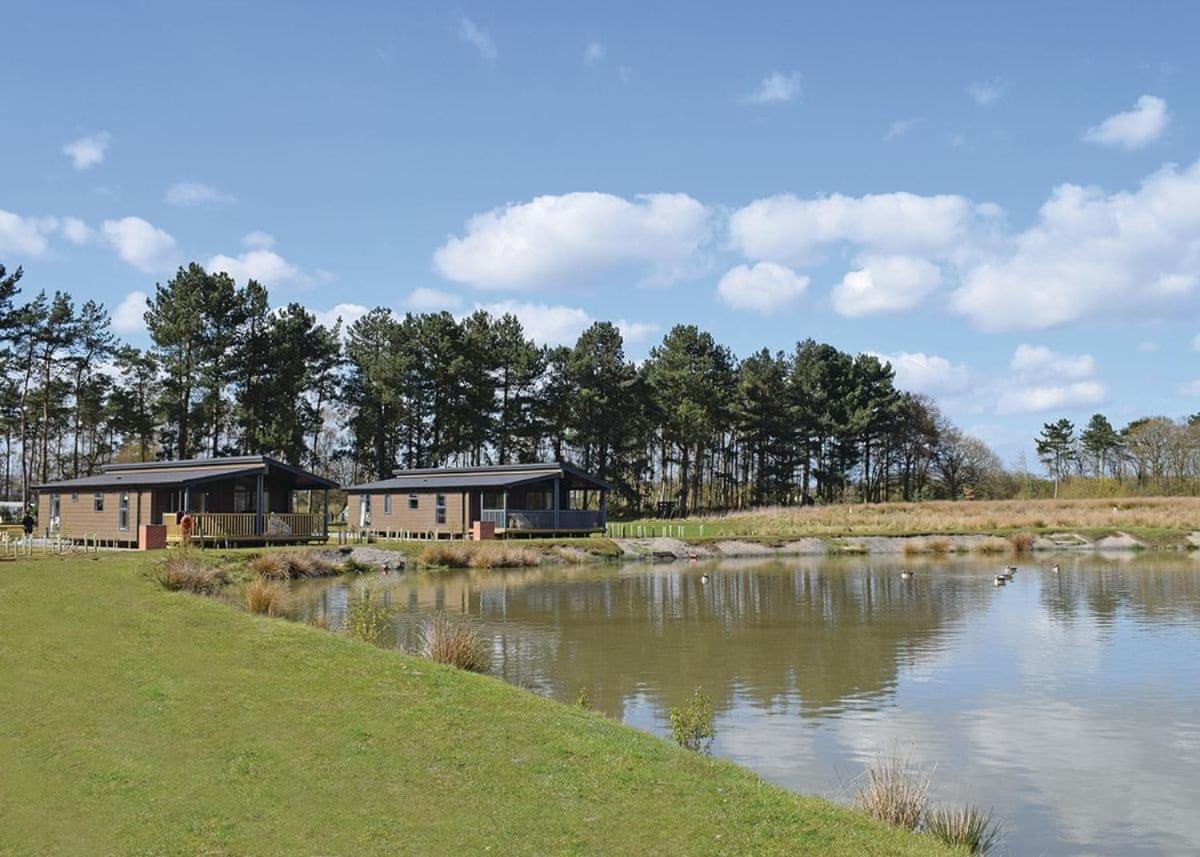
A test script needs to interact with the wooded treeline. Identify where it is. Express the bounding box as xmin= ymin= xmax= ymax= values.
xmin=1 ymin=260 xmax=1009 ymax=512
